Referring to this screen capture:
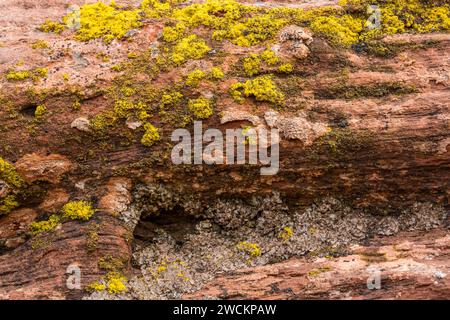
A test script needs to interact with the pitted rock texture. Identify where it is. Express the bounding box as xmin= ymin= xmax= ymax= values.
xmin=278 ymin=25 xmax=313 ymax=59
